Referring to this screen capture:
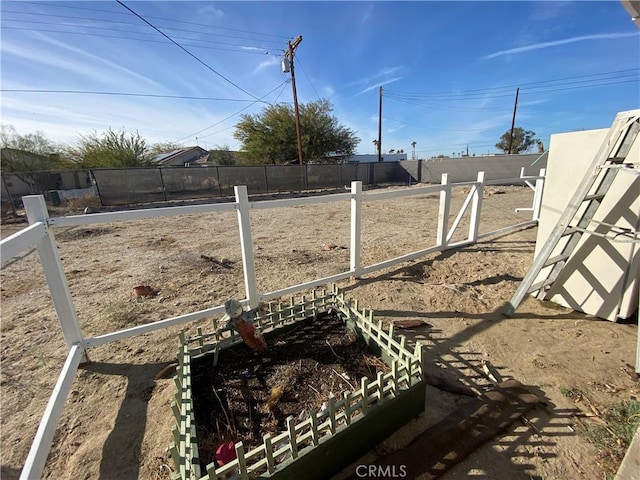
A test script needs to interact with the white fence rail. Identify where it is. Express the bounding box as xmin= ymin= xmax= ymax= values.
xmin=0 ymin=171 xmax=545 ymax=479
